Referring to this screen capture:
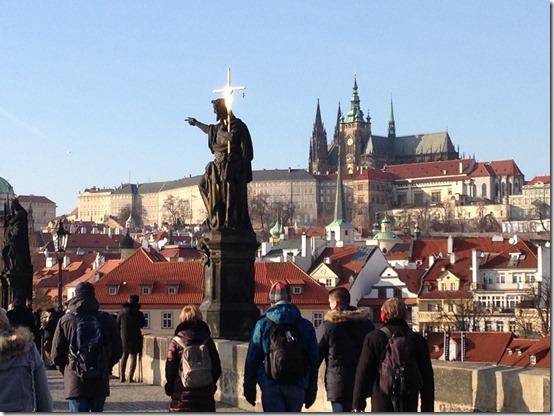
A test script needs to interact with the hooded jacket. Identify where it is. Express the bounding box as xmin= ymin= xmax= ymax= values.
xmin=51 ymin=292 xmax=123 ymax=400
xmin=317 ymin=306 xmax=375 ymax=402
xmin=352 ymin=318 xmax=435 ymax=412
xmin=243 ymin=302 xmax=319 ymax=409
xmin=164 ymin=319 xmax=222 ymax=412
xmin=0 ymin=326 xmax=53 ymax=412
xmin=117 ymin=301 xmax=145 ymax=354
